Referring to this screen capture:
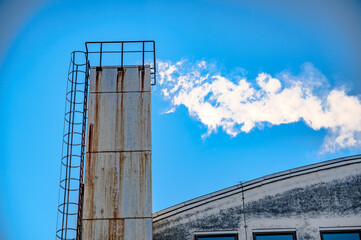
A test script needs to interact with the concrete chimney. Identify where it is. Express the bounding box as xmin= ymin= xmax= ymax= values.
xmin=81 ymin=66 xmax=152 ymax=239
